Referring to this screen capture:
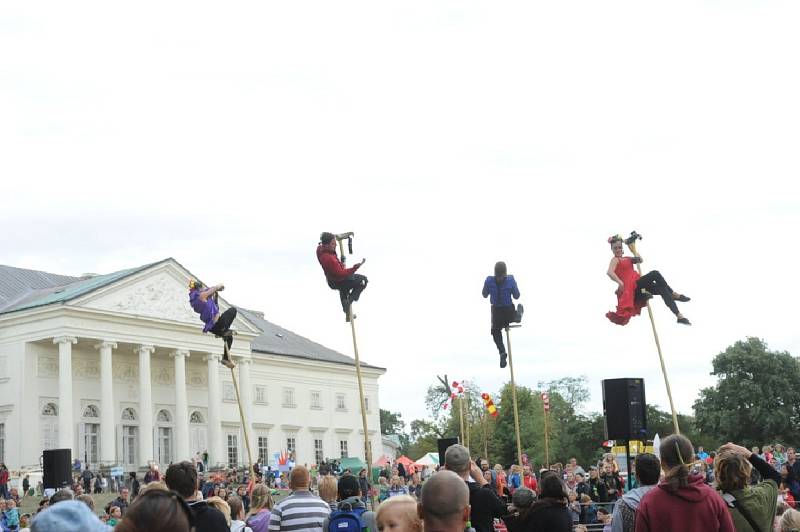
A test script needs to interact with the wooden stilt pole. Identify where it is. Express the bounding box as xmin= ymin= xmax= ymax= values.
xmin=543 ymin=401 xmax=550 ymax=468
xmin=458 ymin=395 xmax=465 ymax=445
xmin=226 ymin=344 xmax=254 ymax=478
xmin=505 ymin=327 xmax=523 ymax=468
xmin=348 ymin=305 xmax=374 ymax=481
xmin=628 ymin=241 xmax=681 ymax=435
